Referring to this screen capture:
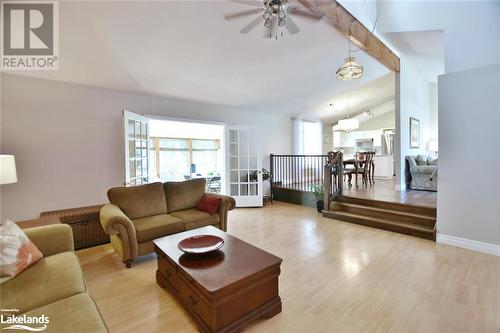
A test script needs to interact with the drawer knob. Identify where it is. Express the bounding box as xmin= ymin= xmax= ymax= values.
xmin=188 ymin=295 xmax=198 ymax=306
